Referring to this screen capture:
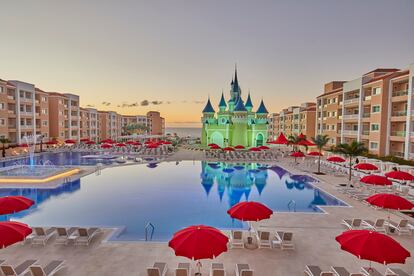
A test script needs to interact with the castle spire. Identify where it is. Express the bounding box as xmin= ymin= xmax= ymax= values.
xmin=233 ymin=64 xmax=239 ymax=88
xmin=256 ymin=99 xmax=269 ymax=114
xmin=245 ymin=91 xmax=253 ymax=111
xmin=218 ymin=91 xmax=227 ymax=109
xmin=202 ymin=97 xmax=215 ymax=113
